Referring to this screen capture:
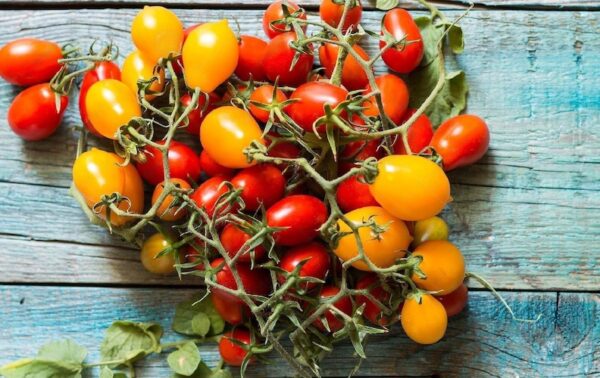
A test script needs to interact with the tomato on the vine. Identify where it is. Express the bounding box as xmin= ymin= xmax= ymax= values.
xmin=220 ymin=223 xmax=267 ymax=263
xmin=278 ymin=242 xmax=330 ymax=290
xmin=437 ymin=283 xmax=468 ymax=317
xmin=334 ymin=206 xmax=411 ymax=271
xmin=79 ymin=61 xmax=121 ymax=136
xmin=401 ymin=293 xmax=447 ymax=344
xmin=136 ymin=141 xmax=202 ymax=186
xmin=211 ymin=291 xmax=247 ymax=325
xmin=312 ymin=286 xmax=353 ymax=332
xmin=411 ymin=240 xmax=465 ymax=295
xmin=262 ymin=0 xmax=307 ymax=39
xmin=430 ymin=114 xmax=490 ymax=171
xmin=236 ymin=35 xmax=268 ymax=81
xmin=190 ymin=175 xmax=234 ymax=217
xmin=151 ymin=178 xmax=191 ymax=222
xmin=0 ymin=38 xmax=62 ymax=86
xmin=318 ymin=42 xmax=370 ymax=91
xmin=266 ymin=195 xmax=328 ymax=246
xmin=369 ymin=155 xmax=450 ymax=221
xmin=286 ymin=81 xmax=348 ymax=133
xmin=336 ymin=175 xmax=378 ymax=213
xmin=219 ymin=328 xmax=255 ymax=367
xmin=210 ymin=257 xmax=272 ymax=305
xmin=380 ymin=9 xmax=424 ymax=74
xmin=199 ymin=150 xmax=235 ymax=178
xmin=364 ymin=74 xmax=409 ymax=124
xmin=263 ymin=32 xmax=314 ymax=86
xmin=319 ymin=0 xmax=362 ymax=32
xmin=131 ymin=6 xmax=183 ymax=63
xmin=412 ymin=216 xmax=449 ymax=247
xmin=338 ymin=139 xmax=381 ymax=174
xmin=392 ymin=108 xmax=434 ymax=155
xmin=231 ymin=164 xmax=286 ymax=211
xmin=7 ymin=83 xmax=68 ymax=141
xmin=355 ymin=274 xmax=394 ymax=326
xmin=140 ymin=233 xmax=178 ymax=275
xmin=248 ymin=85 xmax=288 ymax=124
xmin=181 ymin=91 xmax=220 ymax=135
xmin=121 ymin=50 xmax=165 ymax=99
